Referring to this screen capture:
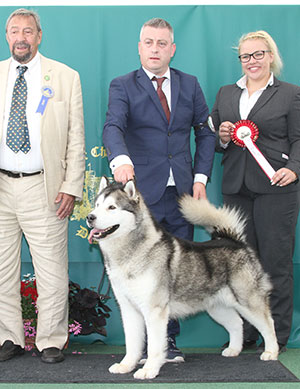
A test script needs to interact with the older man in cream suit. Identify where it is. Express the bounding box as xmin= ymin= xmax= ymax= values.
xmin=0 ymin=9 xmax=85 ymax=363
